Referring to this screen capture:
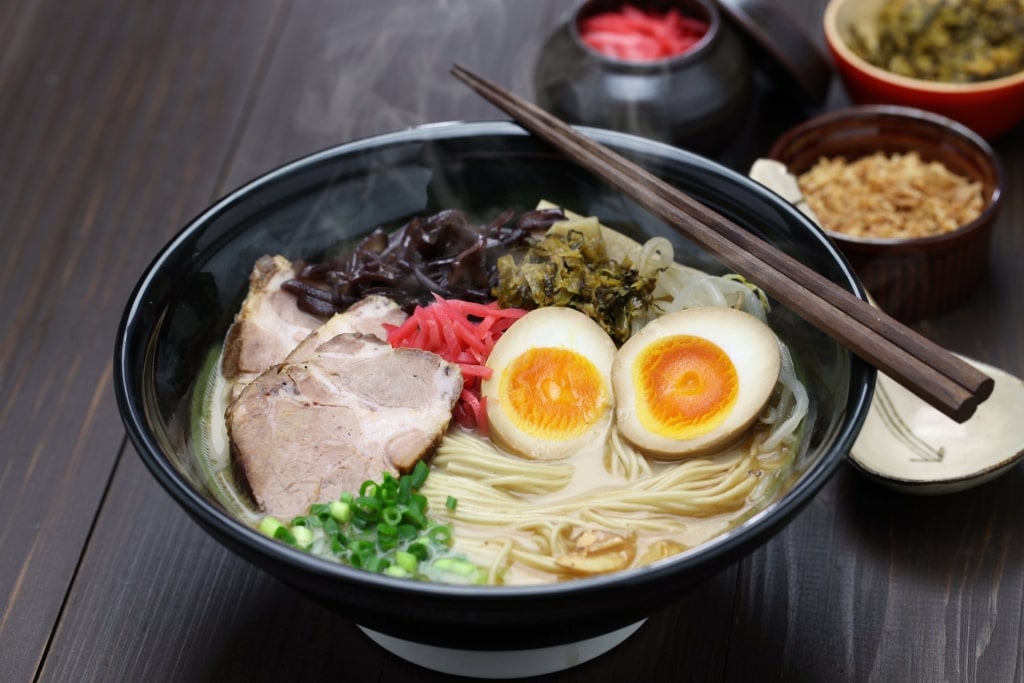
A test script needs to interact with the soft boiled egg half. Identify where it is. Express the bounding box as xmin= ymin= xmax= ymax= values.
xmin=612 ymin=307 xmax=781 ymax=459
xmin=482 ymin=307 xmax=617 ymax=460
